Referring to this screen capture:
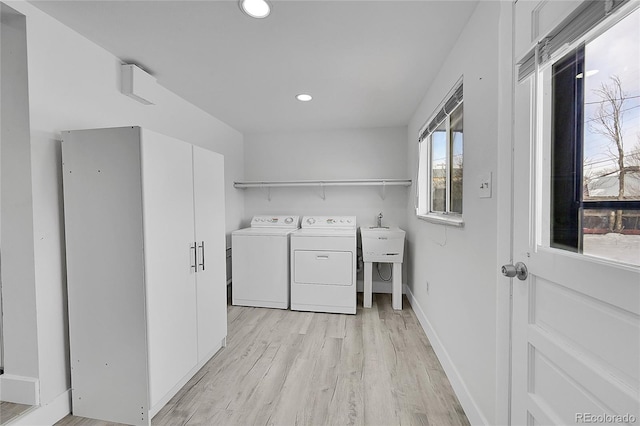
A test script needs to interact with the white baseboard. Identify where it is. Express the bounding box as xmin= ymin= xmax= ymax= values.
xmin=405 ymin=285 xmax=489 ymax=426
xmin=11 ymin=389 xmax=71 ymax=426
xmin=0 ymin=374 xmax=40 ymax=405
